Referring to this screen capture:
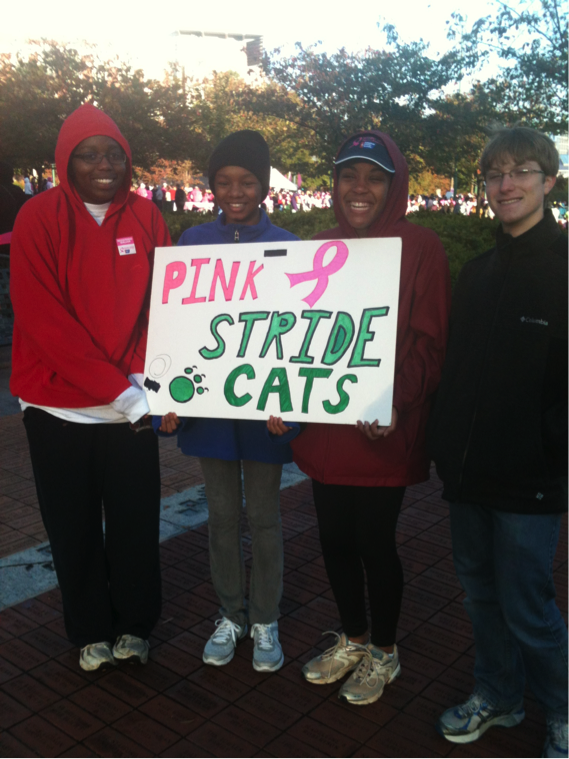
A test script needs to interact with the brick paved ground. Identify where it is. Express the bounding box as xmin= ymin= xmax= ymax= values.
xmin=0 ymin=412 xmax=567 ymax=757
